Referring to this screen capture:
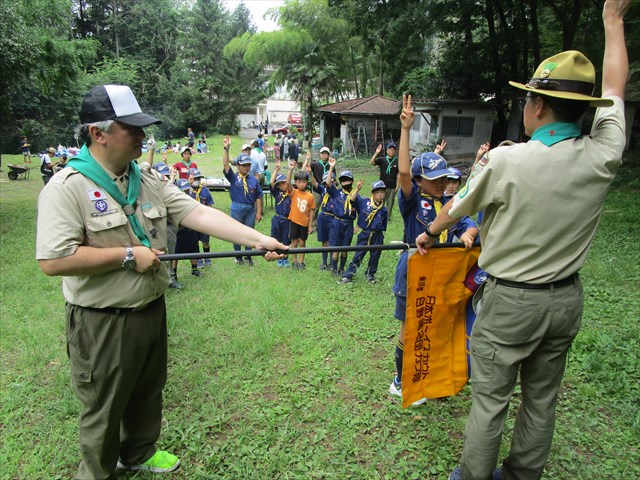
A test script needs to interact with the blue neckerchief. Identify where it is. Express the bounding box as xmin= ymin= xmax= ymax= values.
xmin=531 ymin=122 xmax=581 ymax=147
